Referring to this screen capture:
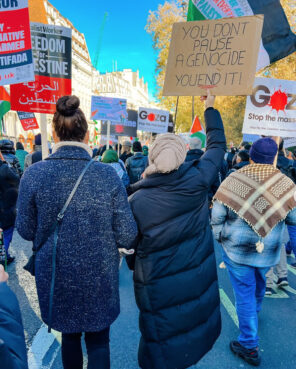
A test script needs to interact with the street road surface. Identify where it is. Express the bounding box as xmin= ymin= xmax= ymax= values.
xmin=7 ymin=232 xmax=296 ymax=369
